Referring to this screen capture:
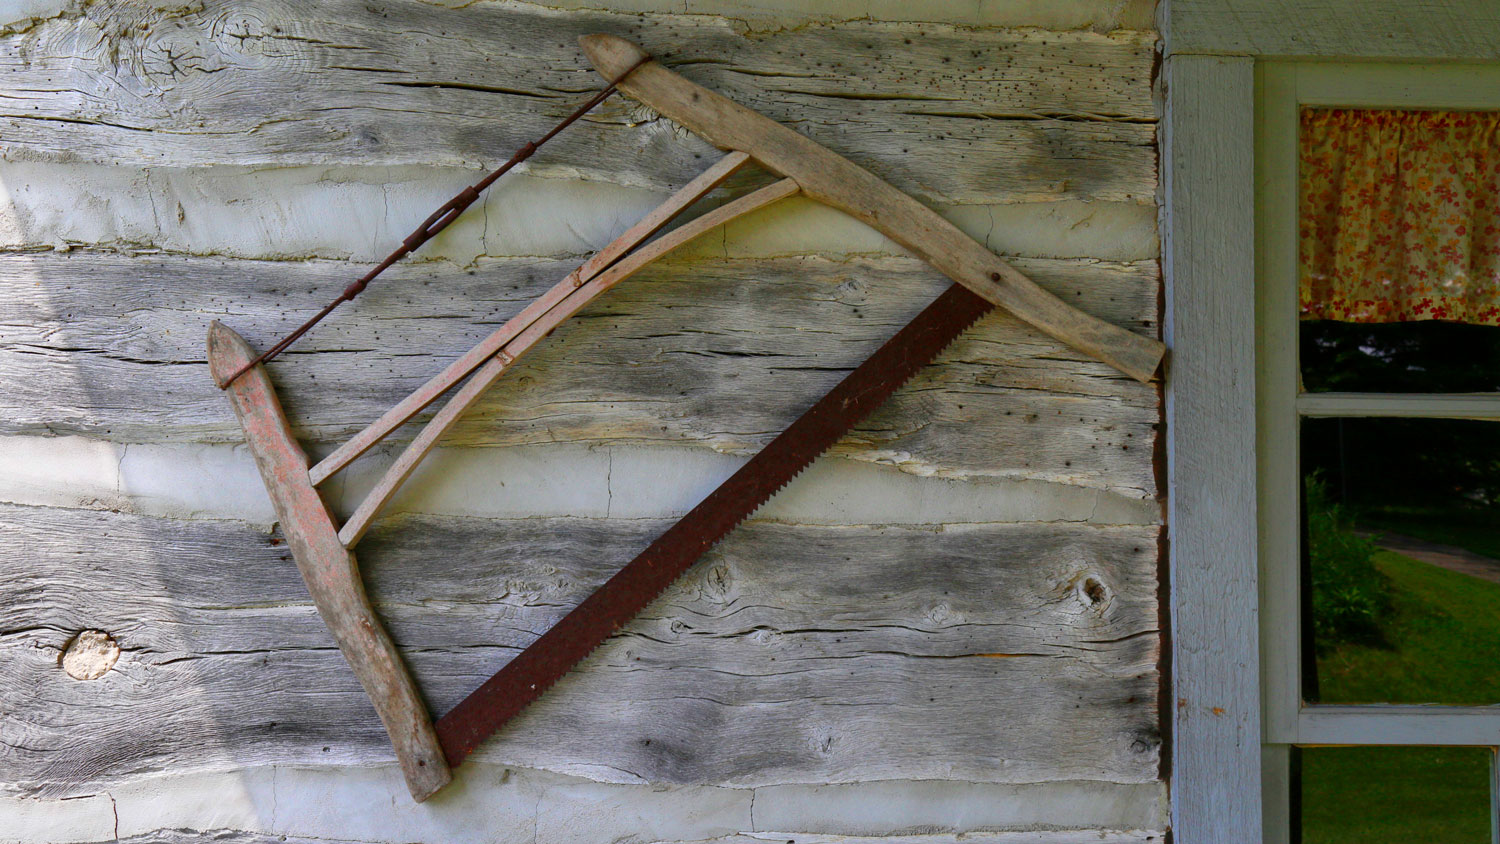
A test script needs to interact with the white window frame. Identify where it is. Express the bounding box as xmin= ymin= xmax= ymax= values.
xmin=1161 ymin=3 xmax=1500 ymax=842
xmin=1256 ymin=60 xmax=1500 ymax=843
